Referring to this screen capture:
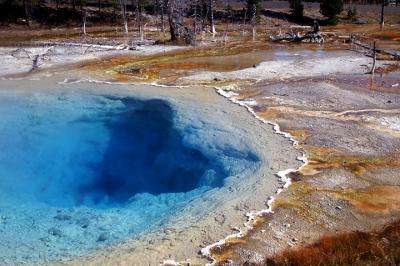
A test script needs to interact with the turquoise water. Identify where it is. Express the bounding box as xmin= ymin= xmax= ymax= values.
xmin=0 ymin=88 xmax=259 ymax=264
